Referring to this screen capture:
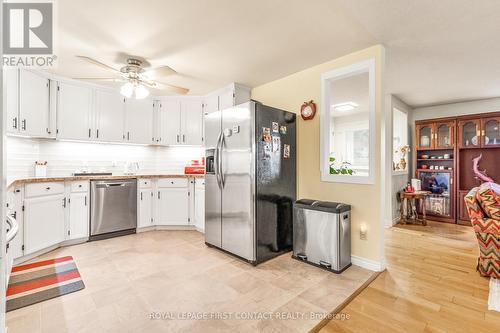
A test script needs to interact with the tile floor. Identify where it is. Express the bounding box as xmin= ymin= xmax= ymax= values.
xmin=6 ymin=231 xmax=374 ymax=333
